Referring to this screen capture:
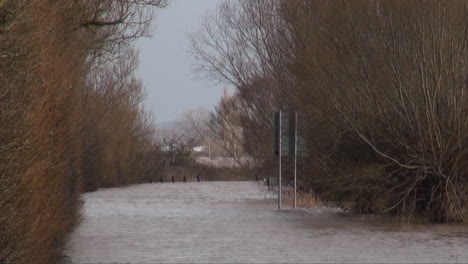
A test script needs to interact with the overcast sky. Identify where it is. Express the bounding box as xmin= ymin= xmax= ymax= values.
xmin=136 ymin=0 xmax=226 ymax=124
